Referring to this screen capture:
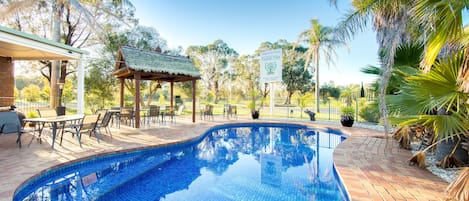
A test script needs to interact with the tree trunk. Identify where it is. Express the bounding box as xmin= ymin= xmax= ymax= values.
xmin=57 ymin=60 xmax=68 ymax=106
xmin=284 ymin=91 xmax=293 ymax=105
xmin=314 ymin=49 xmax=320 ymax=113
xmin=260 ymin=83 xmax=269 ymax=108
xmin=146 ymin=81 xmax=159 ymax=107
xmin=379 ymin=29 xmax=400 ymax=138
xmin=50 ymin=0 xmax=63 ymax=109
xmin=214 ymin=80 xmax=219 ymax=103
